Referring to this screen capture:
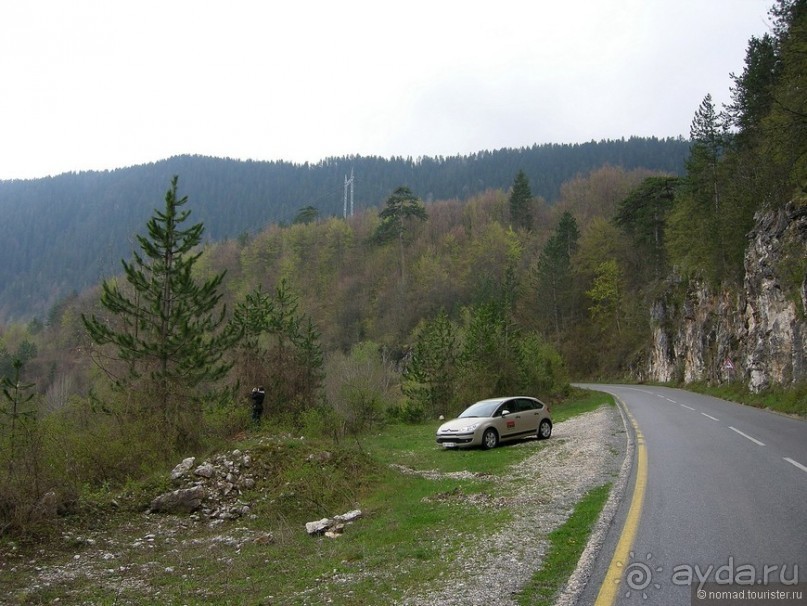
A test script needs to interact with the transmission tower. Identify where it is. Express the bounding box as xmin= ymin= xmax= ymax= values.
xmin=343 ymin=168 xmax=354 ymax=218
